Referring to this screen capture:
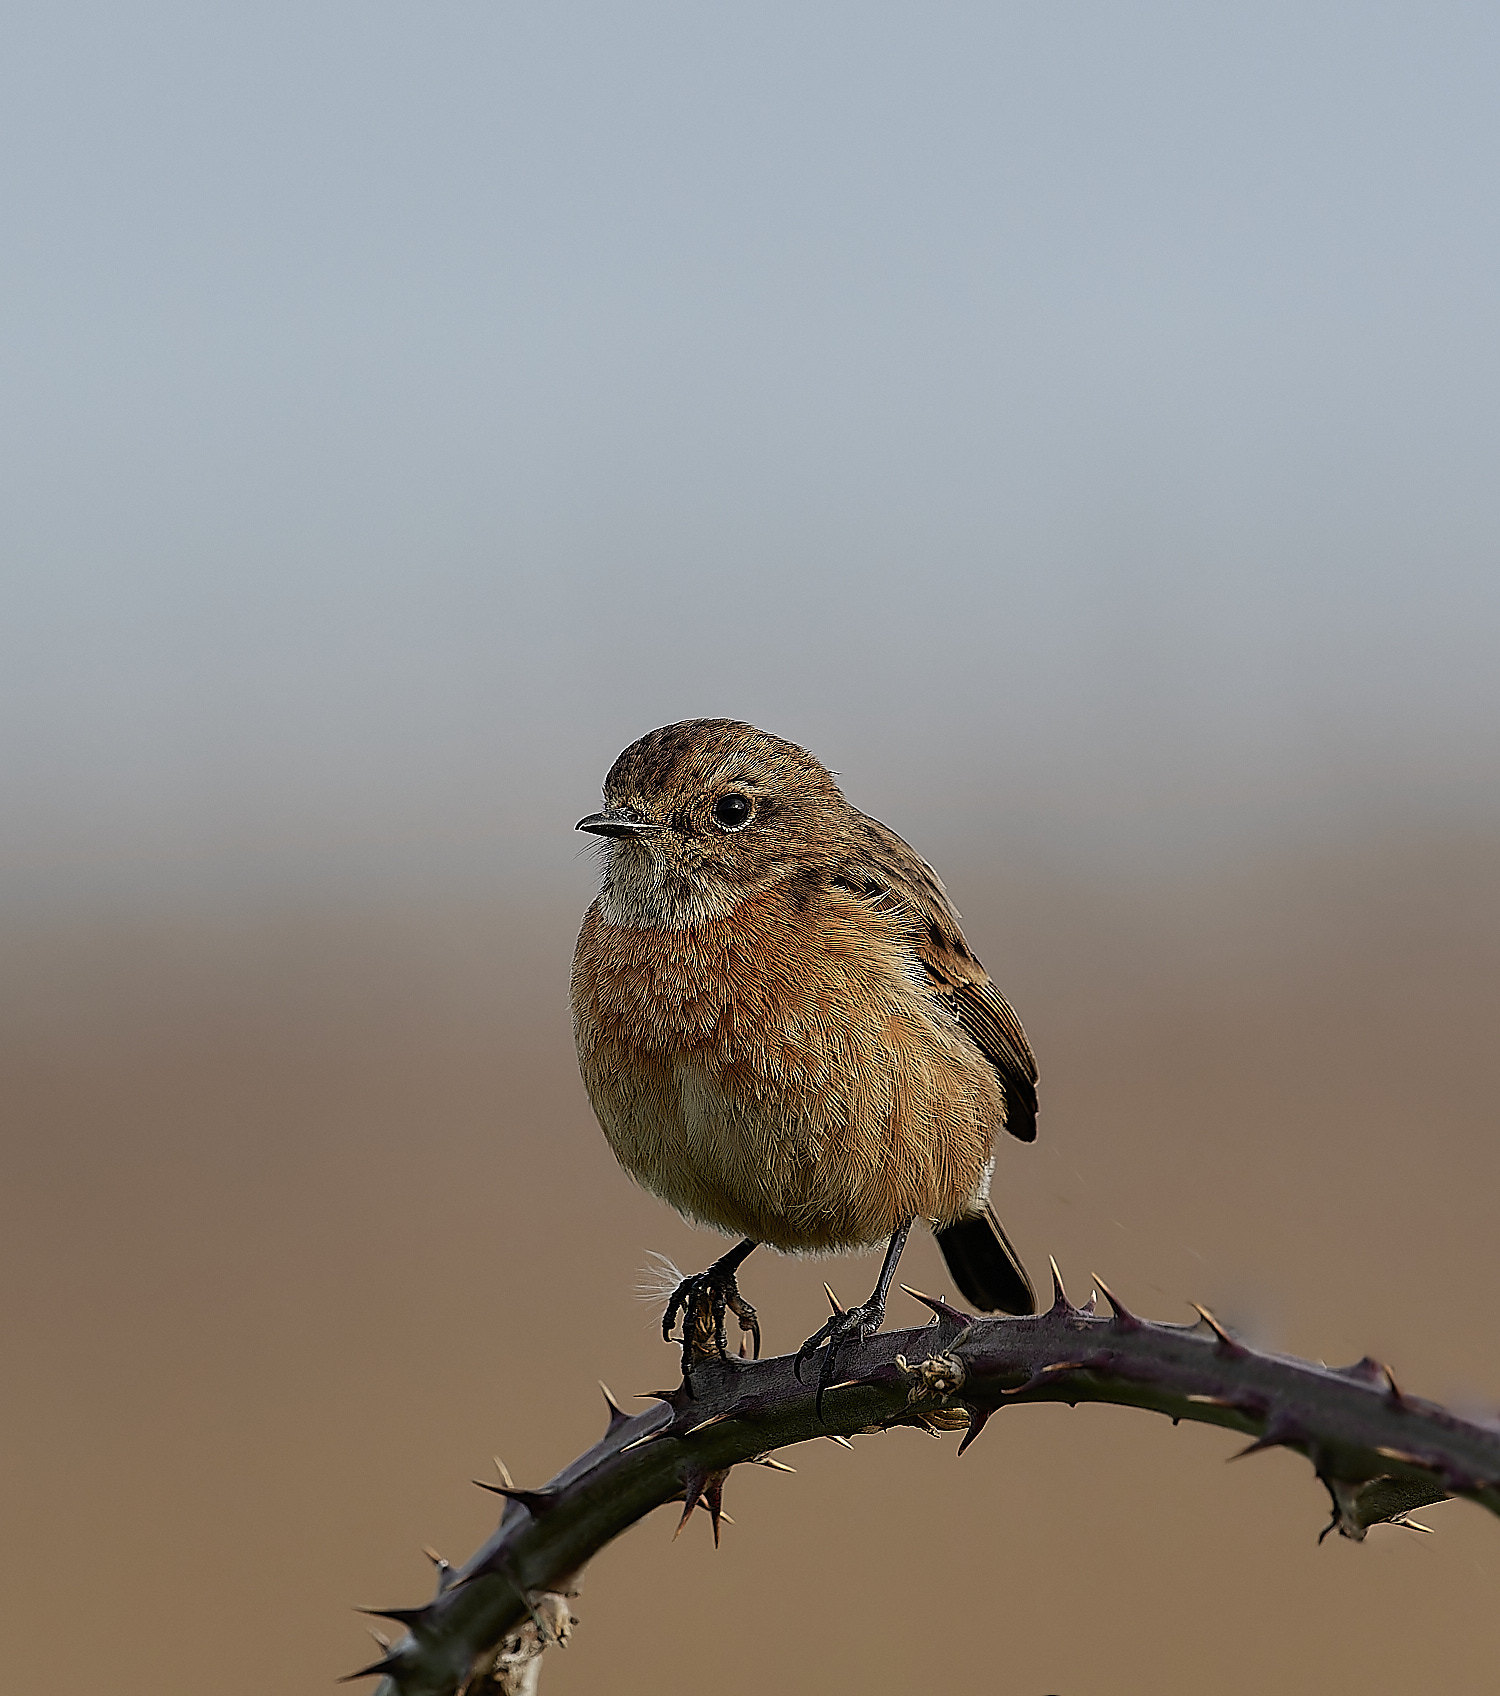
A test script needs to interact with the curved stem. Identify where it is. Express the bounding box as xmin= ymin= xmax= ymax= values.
xmin=348 ymin=1282 xmax=1500 ymax=1696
